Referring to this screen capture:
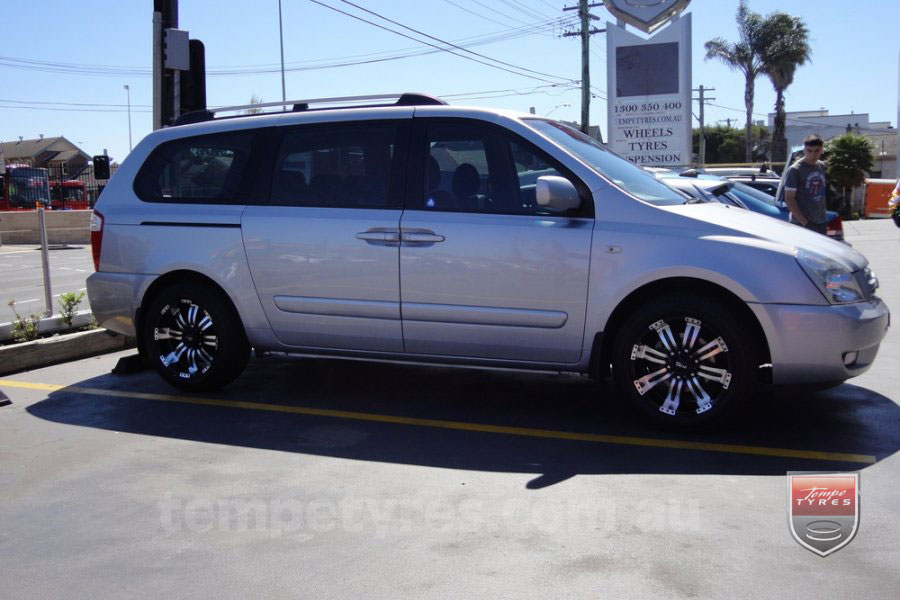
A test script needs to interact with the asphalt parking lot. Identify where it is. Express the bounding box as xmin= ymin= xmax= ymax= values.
xmin=1 ymin=219 xmax=898 ymax=598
